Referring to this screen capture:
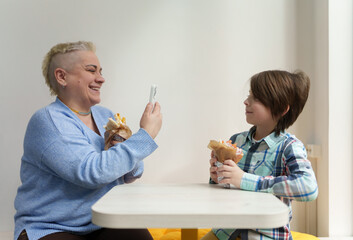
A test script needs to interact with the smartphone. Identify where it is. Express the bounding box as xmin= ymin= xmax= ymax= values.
xmin=149 ymin=84 xmax=158 ymax=104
